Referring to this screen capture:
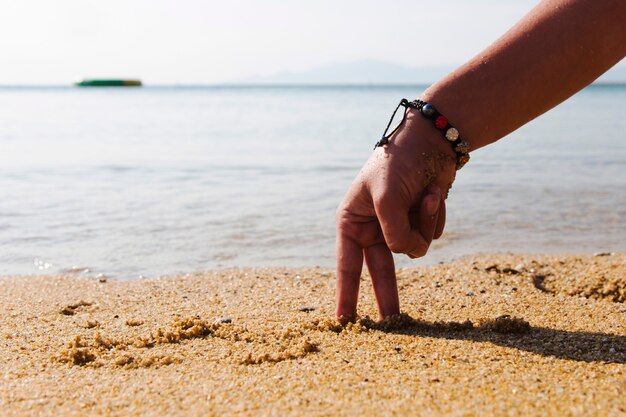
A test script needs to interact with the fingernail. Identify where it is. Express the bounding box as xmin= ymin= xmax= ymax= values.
xmin=426 ymin=194 xmax=440 ymax=216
